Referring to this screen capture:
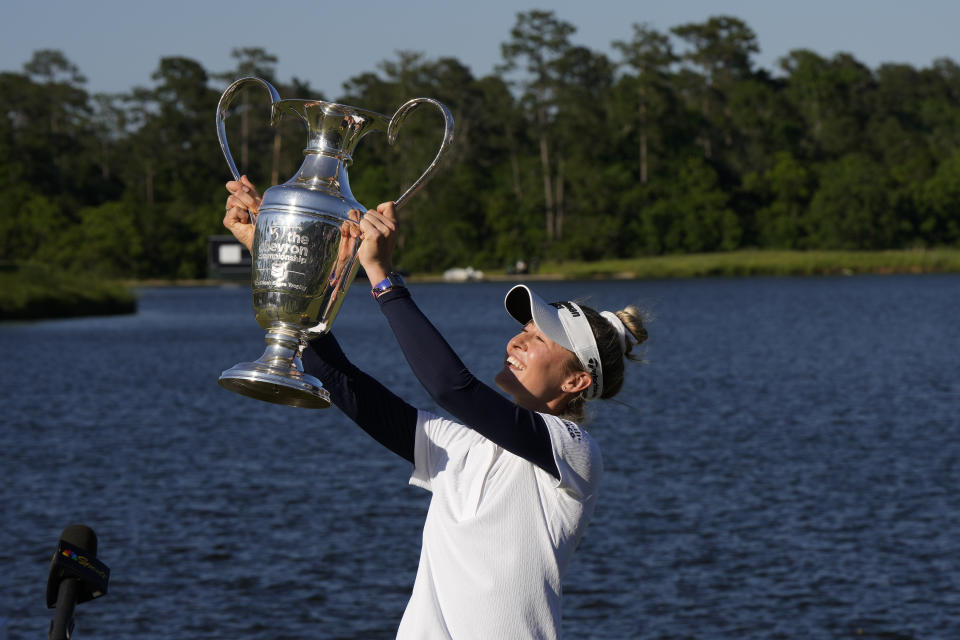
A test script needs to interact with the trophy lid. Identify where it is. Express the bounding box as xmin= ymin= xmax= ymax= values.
xmin=277 ymin=99 xmax=389 ymax=159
